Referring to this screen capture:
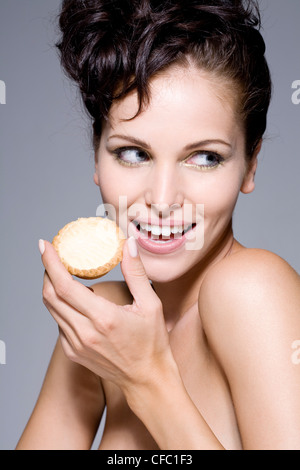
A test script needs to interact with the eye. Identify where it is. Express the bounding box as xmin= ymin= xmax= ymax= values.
xmin=184 ymin=151 xmax=224 ymax=169
xmin=113 ymin=147 xmax=150 ymax=166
